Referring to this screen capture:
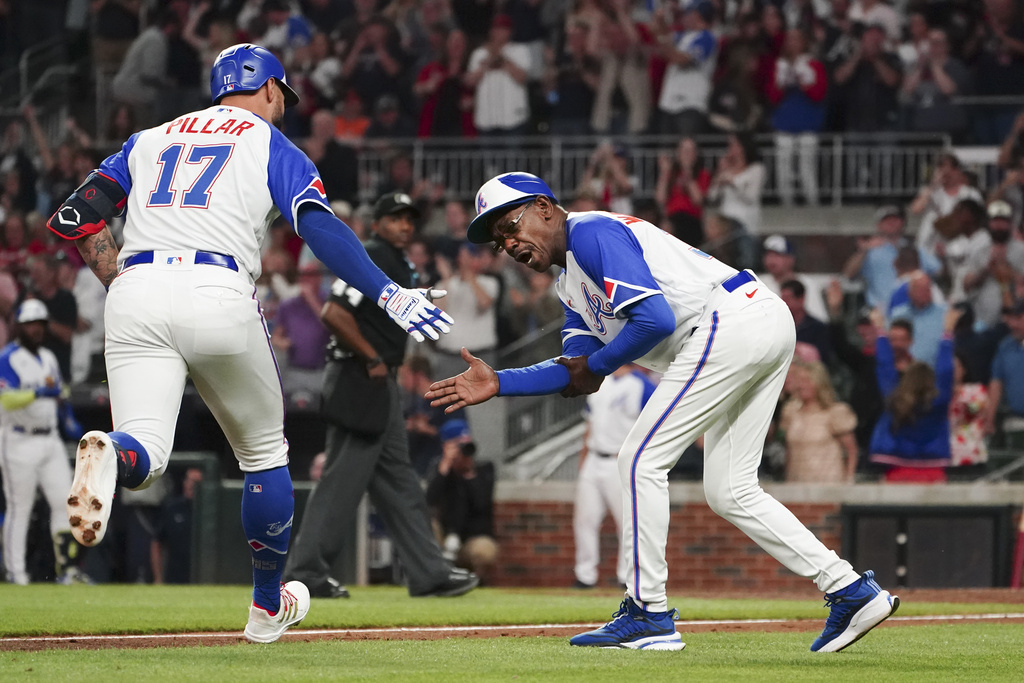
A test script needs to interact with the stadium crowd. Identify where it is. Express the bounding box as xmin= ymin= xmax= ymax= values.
xmin=2 ymin=0 xmax=1024 ymax=585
